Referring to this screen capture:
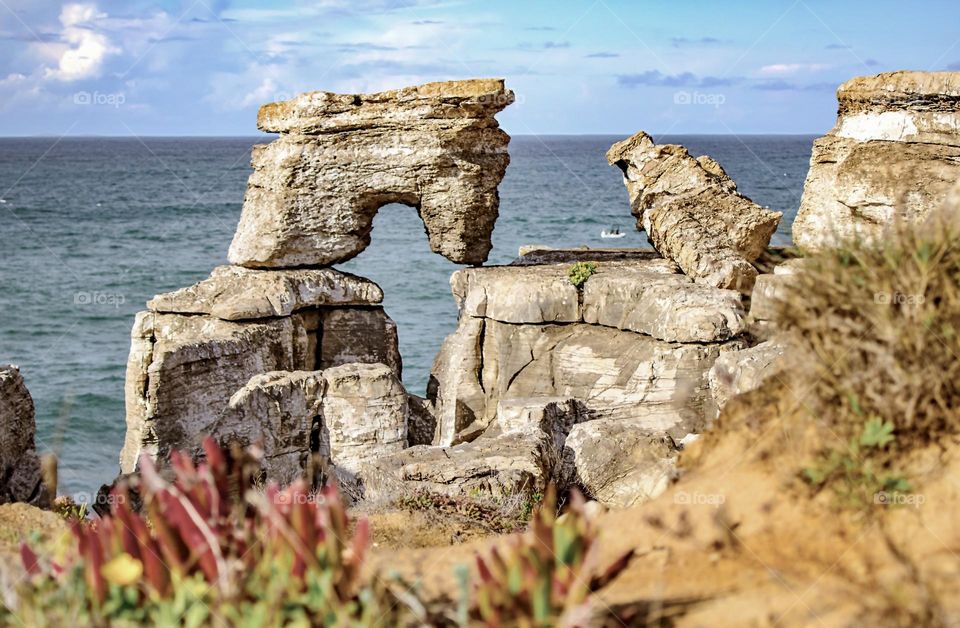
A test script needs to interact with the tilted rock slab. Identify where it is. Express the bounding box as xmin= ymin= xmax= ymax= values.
xmin=607 ymin=132 xmax=781 ymax=291
xmin=793 ymin=71 xmax=960 ymax=251
xmin=707 ymin=339 xmax=789 ymax=421
xmin=0 ymin=367 xmax=46 ymax=506
xmin=228 ymin=79 xmax=513 ymax=268
xmin=148 ymin=265 xmax=383 ymax=321
xmin=565 ymin=419 xmax=679 ymax=508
